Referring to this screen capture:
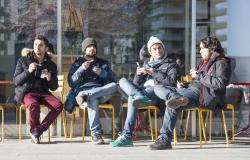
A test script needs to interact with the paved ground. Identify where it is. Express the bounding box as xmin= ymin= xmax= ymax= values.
xmin=0 ymin=136 xmax=250 ymax=160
